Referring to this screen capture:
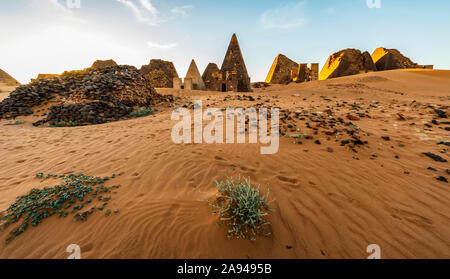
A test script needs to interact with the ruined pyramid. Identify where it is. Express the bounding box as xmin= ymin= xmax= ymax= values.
xmin=185 ymin=59 xmax=206 ymax=90
xmin=220 ymin=34 xmax=251 ymax=92
xmin=141 ymin=59 xmax=179 ymax=88
xmin=91 ymin=59 xmax=118 ymax=69
xmin=31 ymin=74 xmax=60 ymax=83
xmin=0 ymin=69 xmax=20 ymax=87
xmin=265 ymin=54 xmax=299 ymax=84
xmin=319 ymin=49 xmax=377 ymax=80
xmin=371 ymin=47 xmax=418 ymax=71
xmin=202 ymin=63 xmax=220 ymax=90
